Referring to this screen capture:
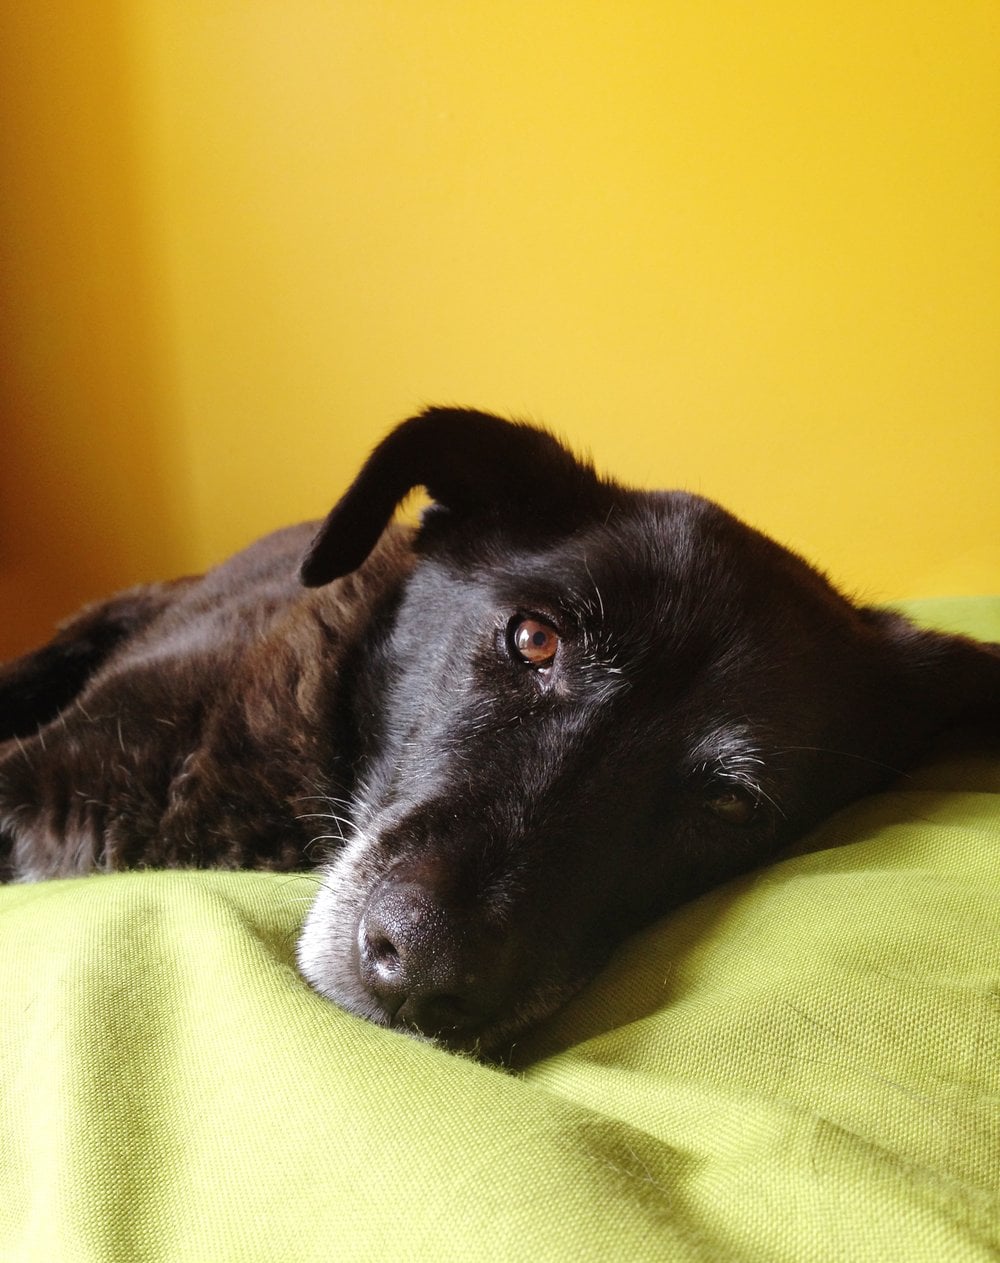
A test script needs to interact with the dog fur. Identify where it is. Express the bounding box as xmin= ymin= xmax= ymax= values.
xmin=2 ymin=408 xmax=998 ymax=1056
